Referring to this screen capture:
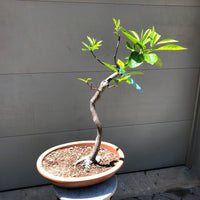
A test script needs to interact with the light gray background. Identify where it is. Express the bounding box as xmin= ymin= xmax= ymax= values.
xmin=0 ymin=0 xmax=199 ymax=191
